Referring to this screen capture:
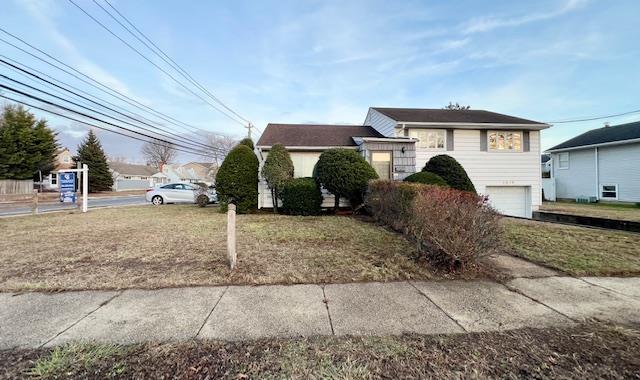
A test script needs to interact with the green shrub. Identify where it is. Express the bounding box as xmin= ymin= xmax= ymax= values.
xmin=215 ymin=144 xmax=258 ymax=213
xmin=314 ymin=149 xmax=378 ymax=211
xmin=366 ymin=180 xmax=502 ymax=271
xmin=280 ymin=177 xmax=323 ymax=215
xmin=262 ymin=144 xmax=294 ymax=212
xmin=239 ymin=137 xmax=255 ymax=150
xmin=403 ymin=171 xmax=448 ymax=187
xmin=423 ymin=154 xmax=476 ymax=193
